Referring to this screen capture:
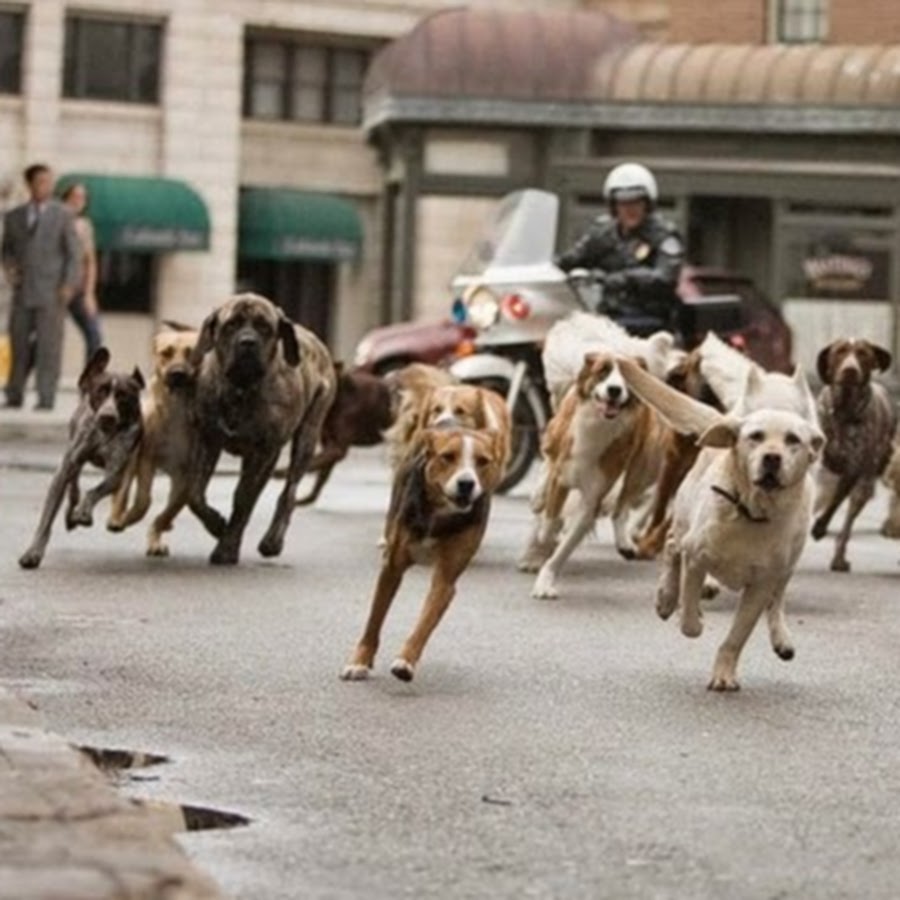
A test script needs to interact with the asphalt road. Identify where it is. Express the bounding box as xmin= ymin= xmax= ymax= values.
xmin=2 ymin=445 xmax=900 ymax=900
